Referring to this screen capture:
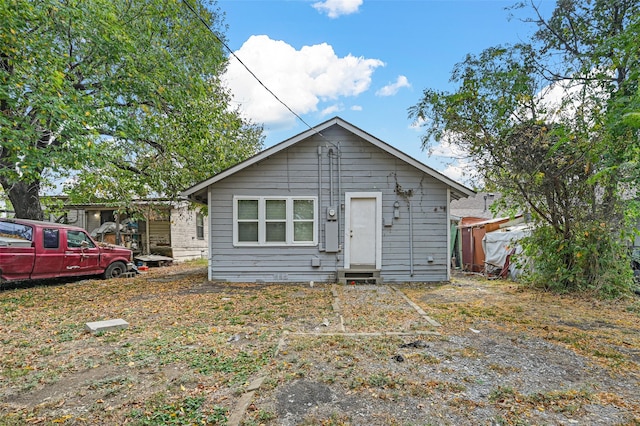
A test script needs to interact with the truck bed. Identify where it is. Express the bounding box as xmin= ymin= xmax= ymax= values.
xmin=0 ymin=236 xmax=33 ymax=248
